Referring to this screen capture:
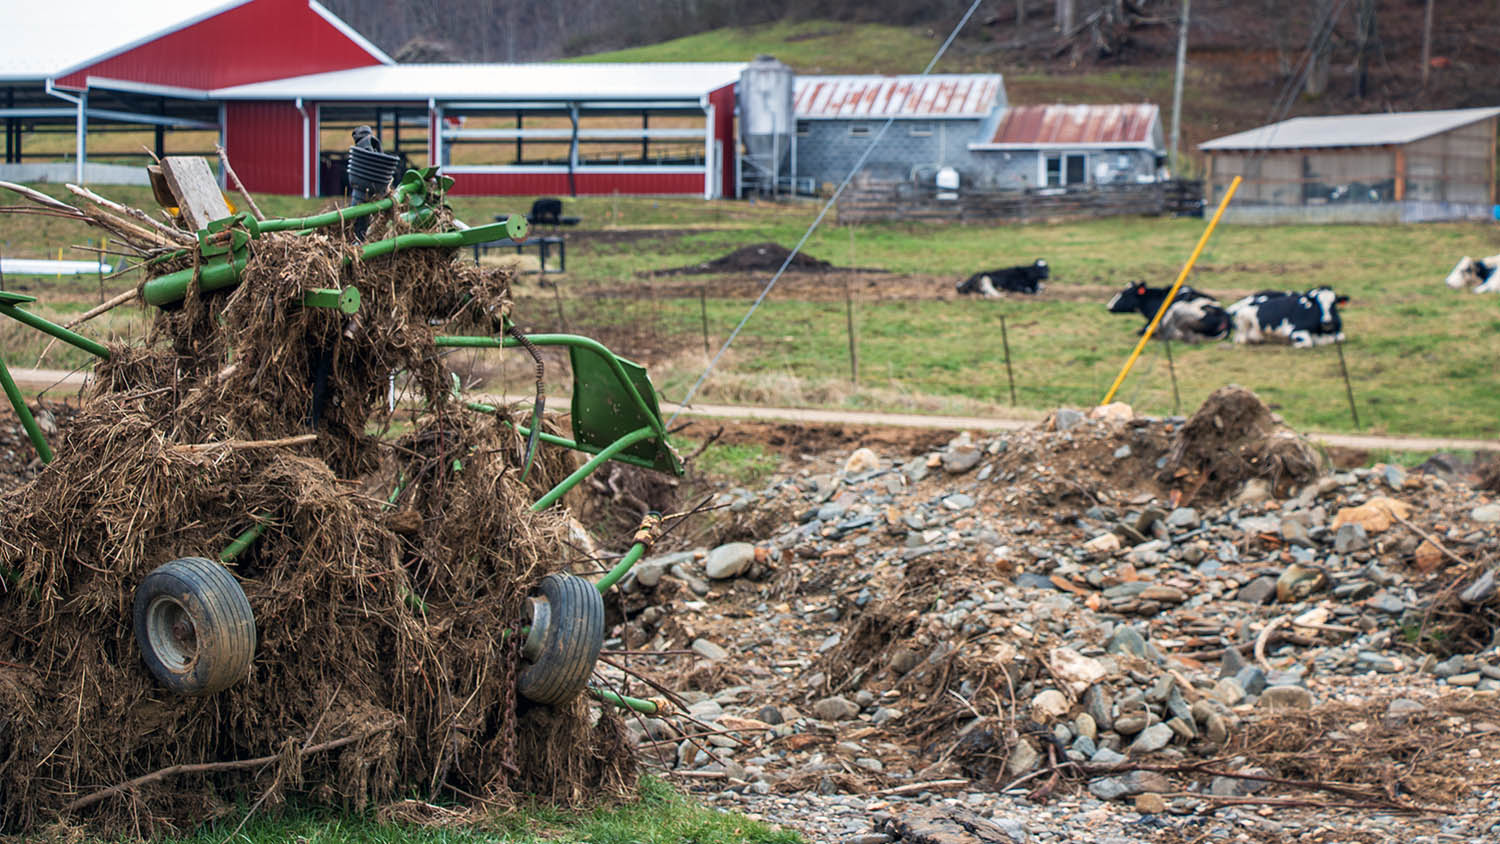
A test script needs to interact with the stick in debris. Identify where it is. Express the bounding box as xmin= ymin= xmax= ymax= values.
xmin=174 ymin=434 xmax=318 ymax=453
xmin=34 ymin=287 xmax=142 ymax=366
xmin=63 ymin=724 xmax=395 ymax=812
xmin=0 ymin=181 xmax=83 ymax=214
xmin=216 ymin=143 xmax=266 ymax=221
xmin=1392 ymin=512 xmax=1469 ymax=568
xmin=65 ymin=183 xmax=196 ymax=246
xmin=1254 ymin=614 xmax=1288 ymax=672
